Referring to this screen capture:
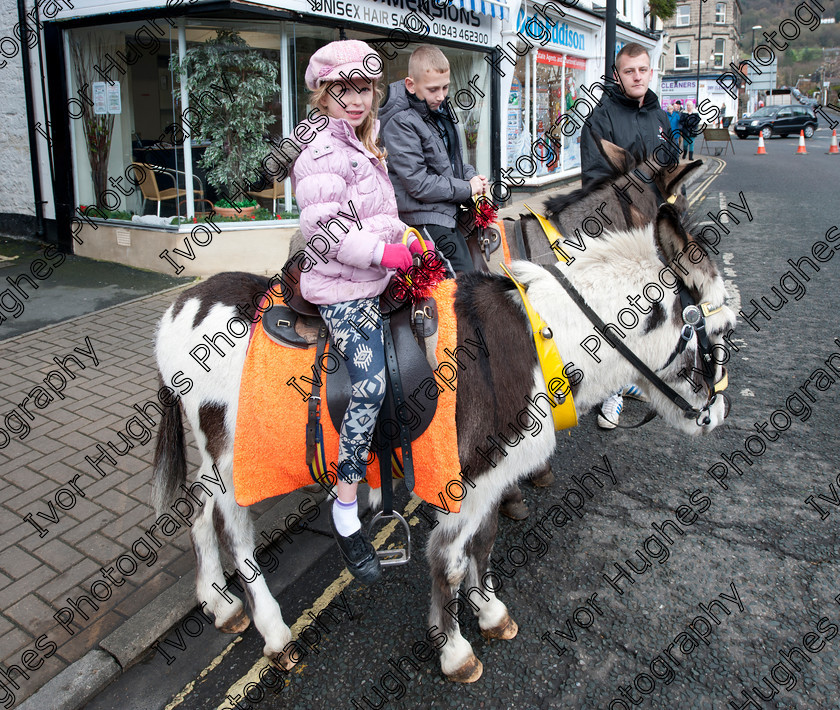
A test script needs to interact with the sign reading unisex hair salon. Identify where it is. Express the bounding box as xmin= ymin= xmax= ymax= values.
xmin=302 ymin=0 xmax=501 ymax=45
